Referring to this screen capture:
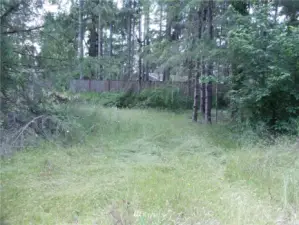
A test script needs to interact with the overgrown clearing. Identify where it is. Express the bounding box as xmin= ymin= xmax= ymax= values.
xmin=1 ymin=105 xmax=298 ymax=225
